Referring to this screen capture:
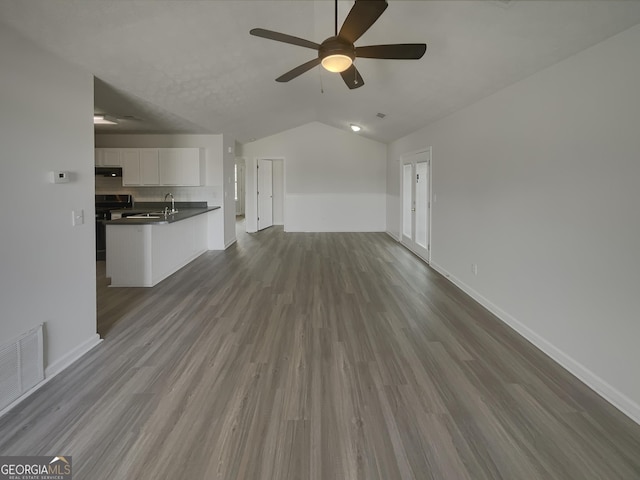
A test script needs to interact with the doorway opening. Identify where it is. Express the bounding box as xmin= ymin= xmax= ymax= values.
xmin=254 ymin=158 xmax=284 ymax=232
xmin=401 ymin=149 xmax=431 ymax=262
xmin=235 ymin=161 xmax=245 ymax=216
xmin=235 ymin=160 xmax=246 ymax=235
xmin=257 ymin=159 xmax=273 ymax=231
